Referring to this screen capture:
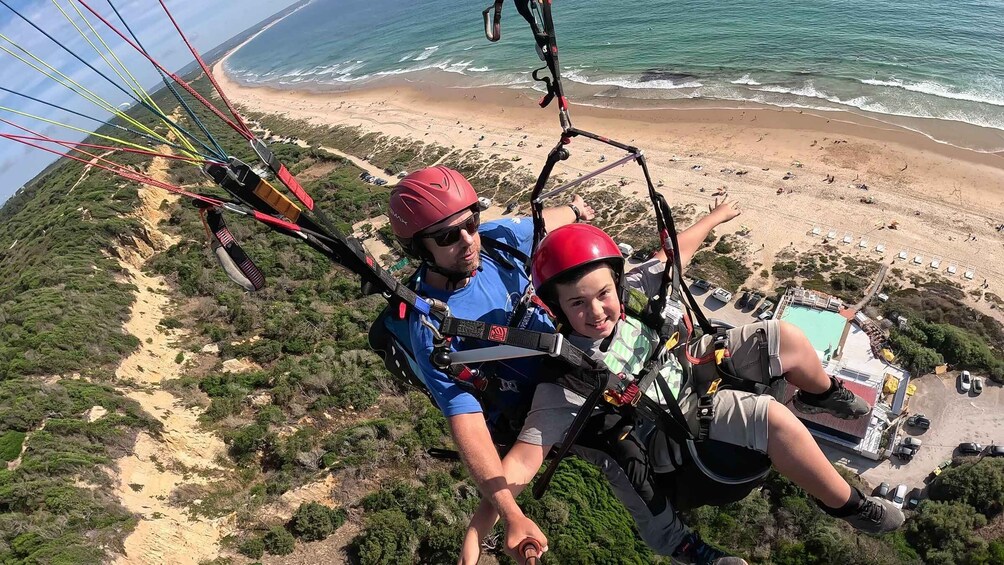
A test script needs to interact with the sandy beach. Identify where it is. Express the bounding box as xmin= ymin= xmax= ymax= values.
xmin=212 ymin=55 xmax=1004 ymax=322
